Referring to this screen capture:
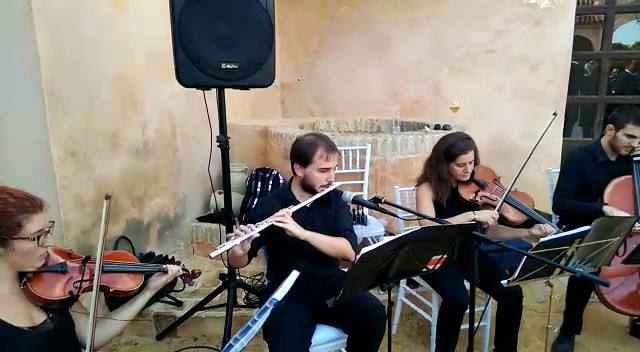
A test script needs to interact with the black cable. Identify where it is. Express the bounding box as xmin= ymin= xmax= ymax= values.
xmin=202 ymin=90 xmax=227 ymax=269
xmin=173 ymin=346 xmax=220 ymax=352
xmin=203 ymin=90 xmax=216 ymax=208
xmin=238 ymin=271 xmax=267 ymax=306
xmin=113 ymin=235 xmax=136 ymax=254
xmin=172 ymin=277 xmax=187 ymax=293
